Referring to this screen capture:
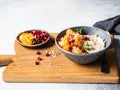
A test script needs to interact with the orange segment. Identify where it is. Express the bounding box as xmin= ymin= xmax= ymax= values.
xmin=66 ymin=28 xmax=75 ymax=36
xmin=19 ymin=33 xmax=34 ymax=45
